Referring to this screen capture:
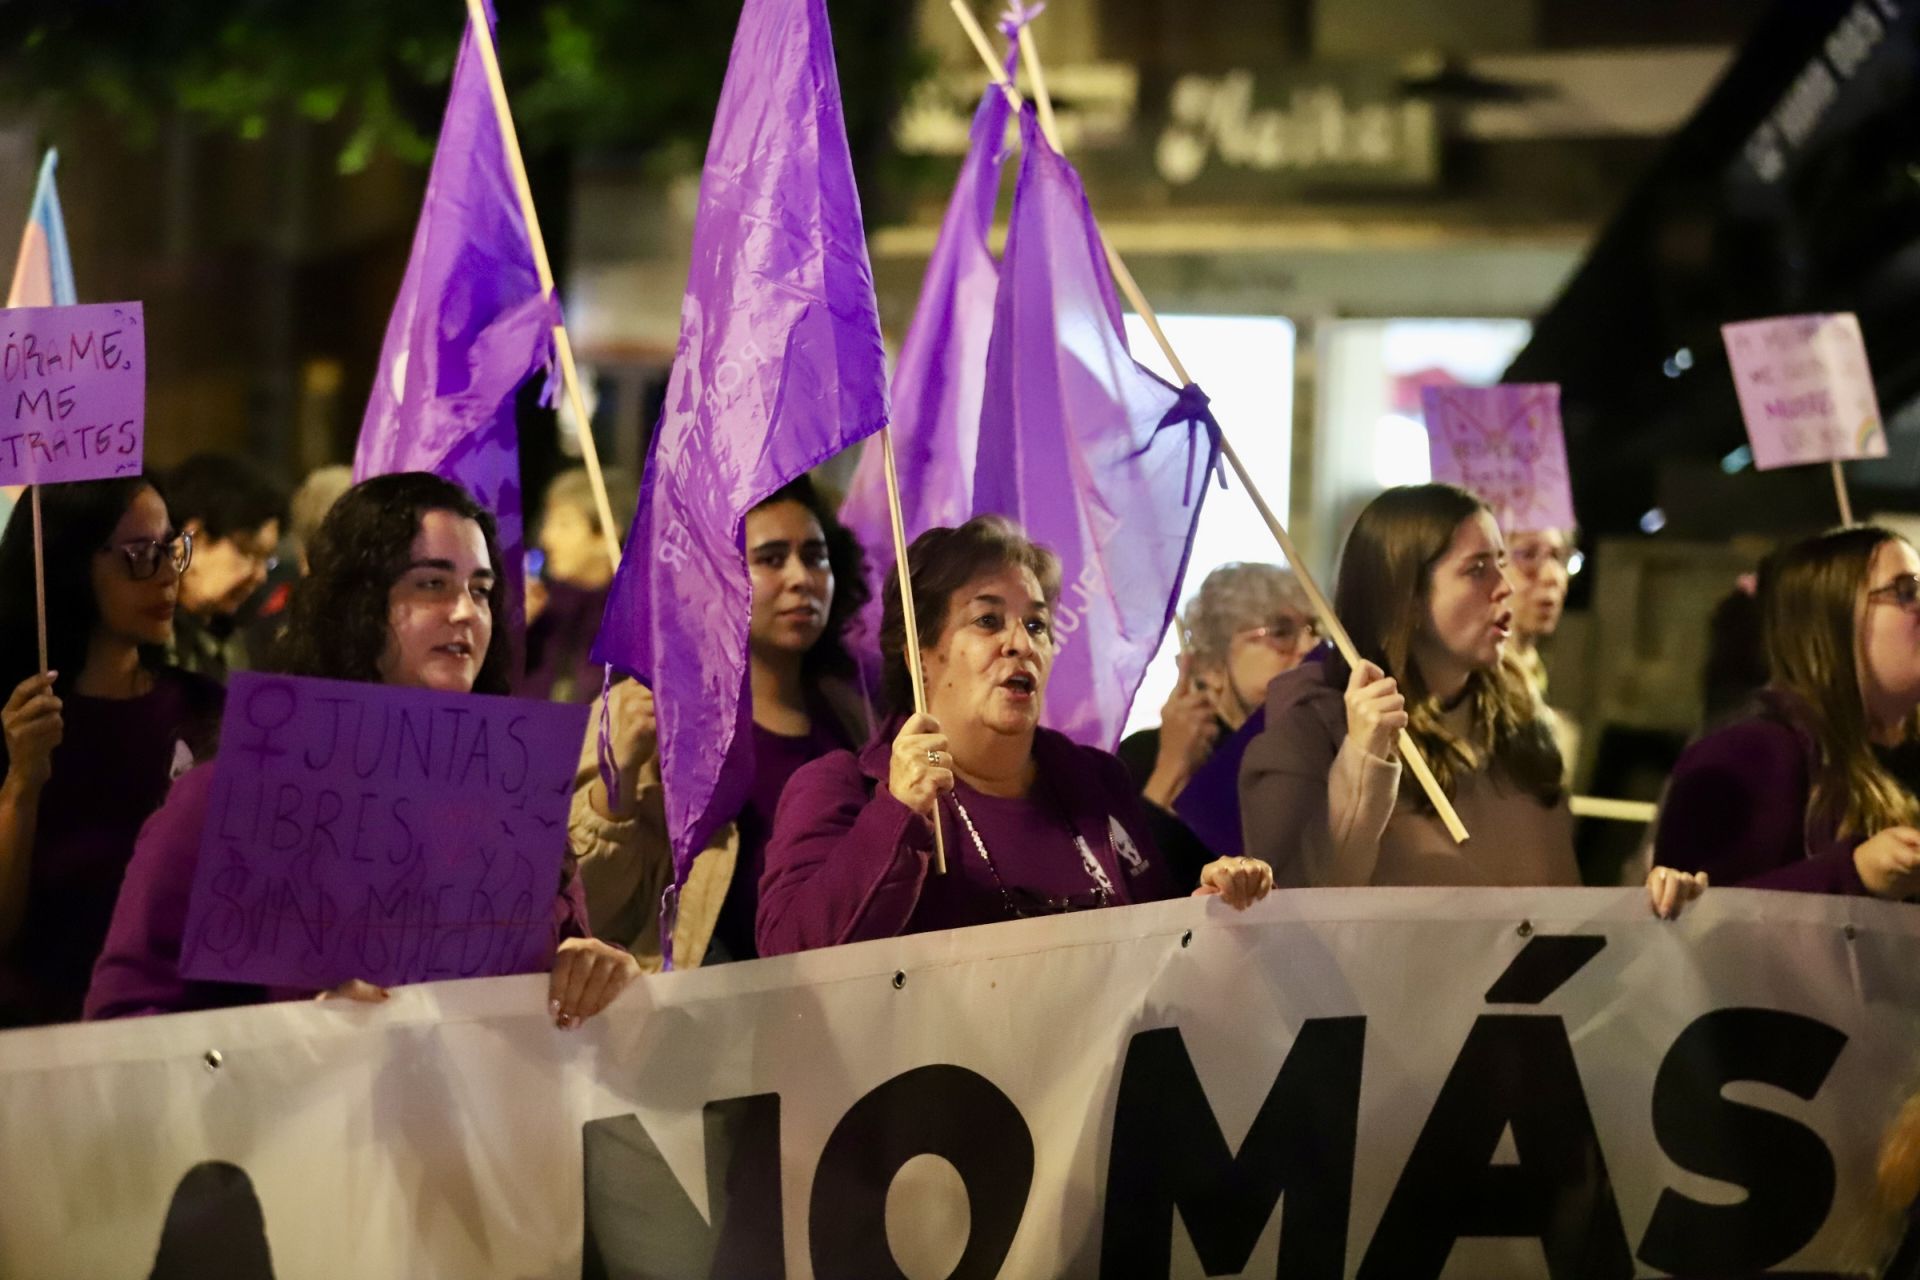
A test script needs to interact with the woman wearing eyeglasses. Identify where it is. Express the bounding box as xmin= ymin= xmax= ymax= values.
xmin=1654 ymin=527 xmax=1920 ymax=900
xmin=1119 ymin=563 xmax=1320 ymax=872
xmin=0 ymin=479 xmax=219 ymax=1026
xmin=756 ymin=516 xmax=1271 ymax=957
